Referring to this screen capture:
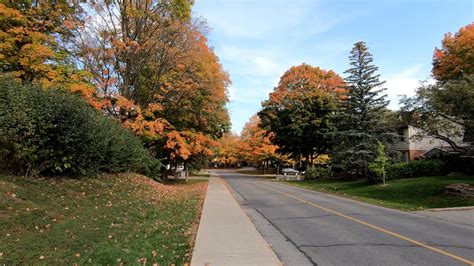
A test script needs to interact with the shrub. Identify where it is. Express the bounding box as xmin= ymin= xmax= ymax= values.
xmin=368 ymin=159 xmax=447 ymax=183
xmin=389 ymin=159 xmax=446 ymax=179
xmin=367 ymin=142 xmax=389 ymax=184
xmin=305 ymin=167 xmax=331 ymax=179
xmin=431 ymin=154 xmax=474 ymax=175
xmin=413 ymin=159 xmax=445 ymax=176
xmin=367 ymin=164 xmax=386 ymax=183
xmin=0 ymin=79 xmax=160 ymax=177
